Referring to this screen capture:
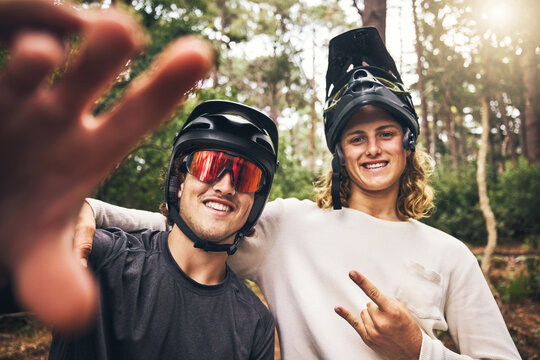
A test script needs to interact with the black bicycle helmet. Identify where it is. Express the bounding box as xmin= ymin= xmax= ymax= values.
xmin=323 ymin=27 xmax=419 ymax=209
xmin=165 ymin=100 xmax=279 ymax=255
